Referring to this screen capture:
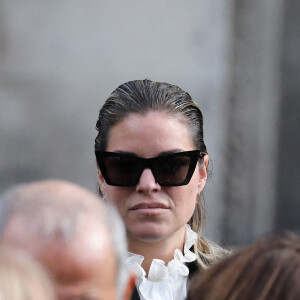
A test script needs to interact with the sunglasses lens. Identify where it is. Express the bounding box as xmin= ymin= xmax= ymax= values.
xmin=101 ymin=155 xmax=141 ymax=186
xmin=154 ymin=155 xmax=192 ymax=186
